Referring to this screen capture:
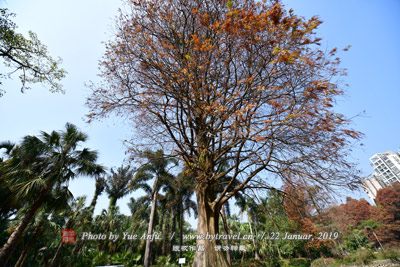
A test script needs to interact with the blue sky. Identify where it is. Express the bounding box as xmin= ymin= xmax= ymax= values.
xmin=0 ymin=0 xmax=399 ymax=221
